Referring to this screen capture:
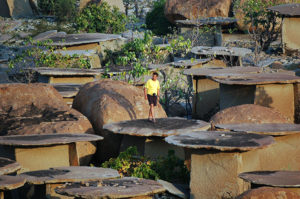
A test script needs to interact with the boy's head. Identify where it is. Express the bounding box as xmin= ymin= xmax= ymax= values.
xmin=152 ymin=72 xmax=159 ymax=80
